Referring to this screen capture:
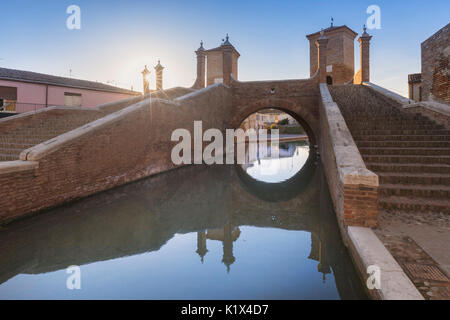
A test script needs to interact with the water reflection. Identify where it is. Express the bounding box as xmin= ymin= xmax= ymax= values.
xmin=0 ymin=142 xmax=366 ymax=300
xmin=242 ymin=141 xmax=310 ymax=183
